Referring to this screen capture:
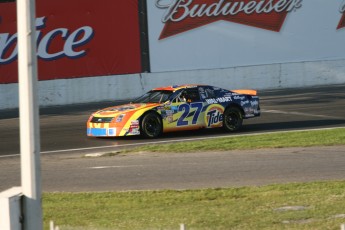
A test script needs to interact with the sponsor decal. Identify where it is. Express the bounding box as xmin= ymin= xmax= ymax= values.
xmin=116 ymin=114 xmax=126 ymax=123
xmin=129 ymin=120 xmax=140 ymax=135
xmin=250 ymin=100 xmax=259 ymax=106
xmin=161 ymin=110 xmax=174 ymax=123
xmin=244 ymin=107 xmax=254 ymax=114
xmin=240 ymin=100 xmax=250 ymax=106
xmin=129 ymin=128 xmax=140 ymax=135
xmin=233 ymin=95 xmax=246 ymax=100
xmin=205 ymin=104 xmax=224 ymax=127
xmin=337 ymin=0 xmax=345 ymax=29
xmin=108 ymin=128 xmax=117 ymax=136
xmin=131 ymin=120 xmax=140 ymax=126
xmin=205 ymin=96 xmax=232 ymax=104
xmin=156 ymin=0 xmax=303 ymax=39
xmin=176 ymin=102 xmax=203 ymax=126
